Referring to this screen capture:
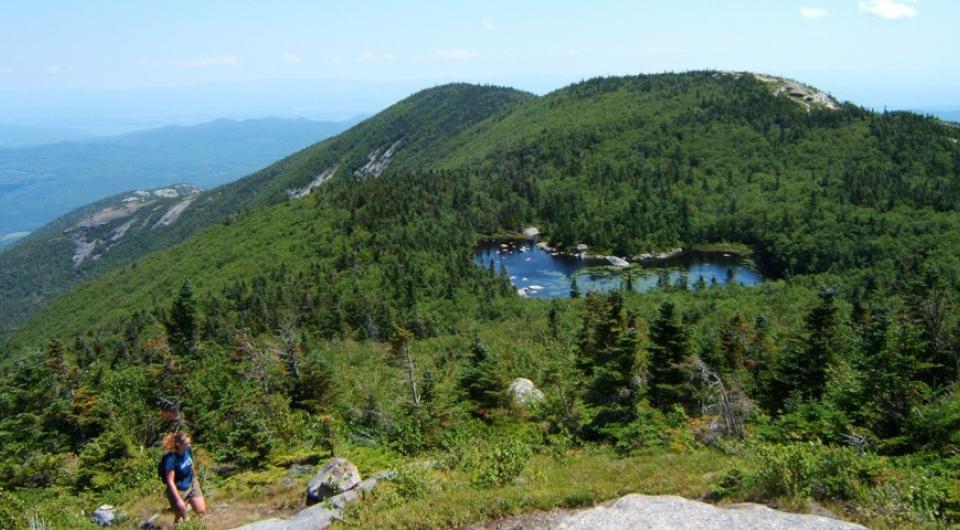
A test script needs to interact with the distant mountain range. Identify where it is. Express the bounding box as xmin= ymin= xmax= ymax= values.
xmin=0 ymin=116 xmax=360 ymax=248
xmin=0 ymin=123 xmax=94 ymax=148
